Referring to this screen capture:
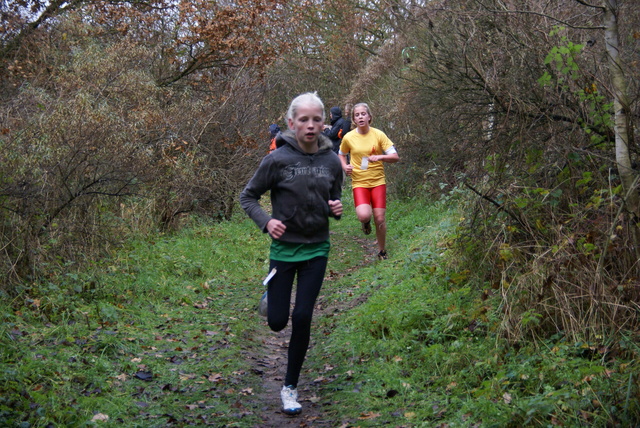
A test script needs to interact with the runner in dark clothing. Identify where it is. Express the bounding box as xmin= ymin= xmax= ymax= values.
xmin=240 ymin=92 xmax=343 ymax=416
xmin=322 ymin=106 xmax=346 ymax=154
